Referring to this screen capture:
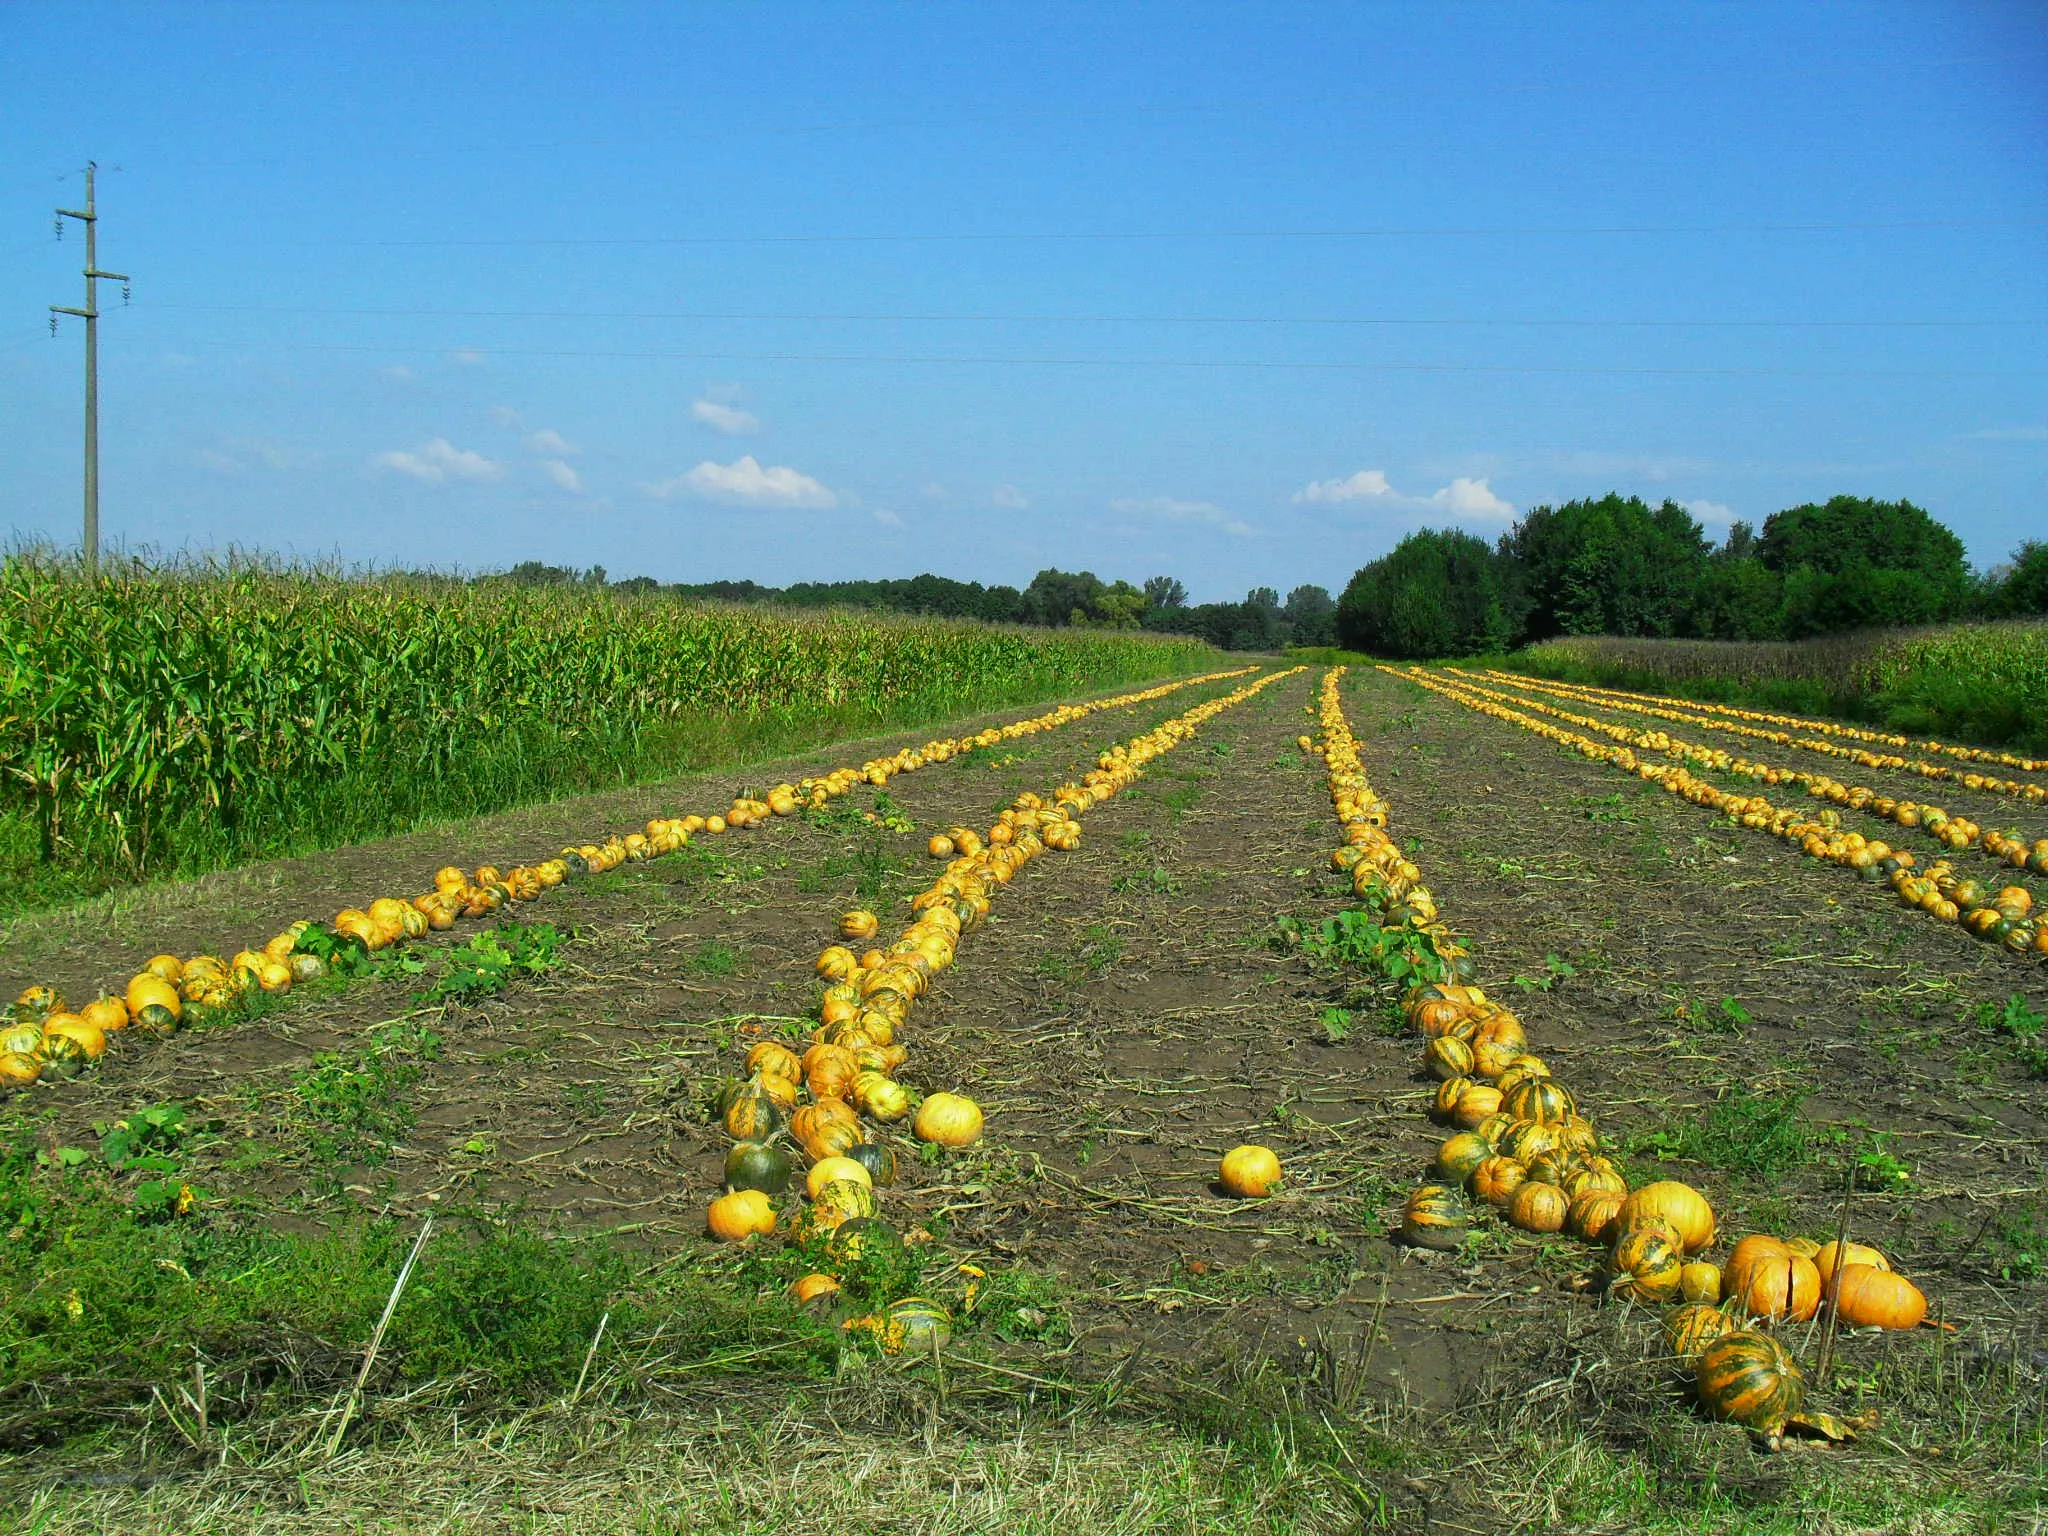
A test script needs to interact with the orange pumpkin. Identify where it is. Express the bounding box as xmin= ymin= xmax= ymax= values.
xmin=1506 ymin=1180 xmax=1569 ymax=1234
xmin=1831 ymin=1264 xmax=1926 ymax=1329
xmin=1469 ymin=1156 xmax=1527 ymax=1208
xmin=1813 ymin=1240 xmax=1890 ymax=1287
xmin=1730 ymin=1250 xmax=1821 ymax=1323
xmin=1617 ymin=1181 xmax=1715 ymax=1254
xmin=1566 ymin=1188 xmax=1625 ymax=1244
